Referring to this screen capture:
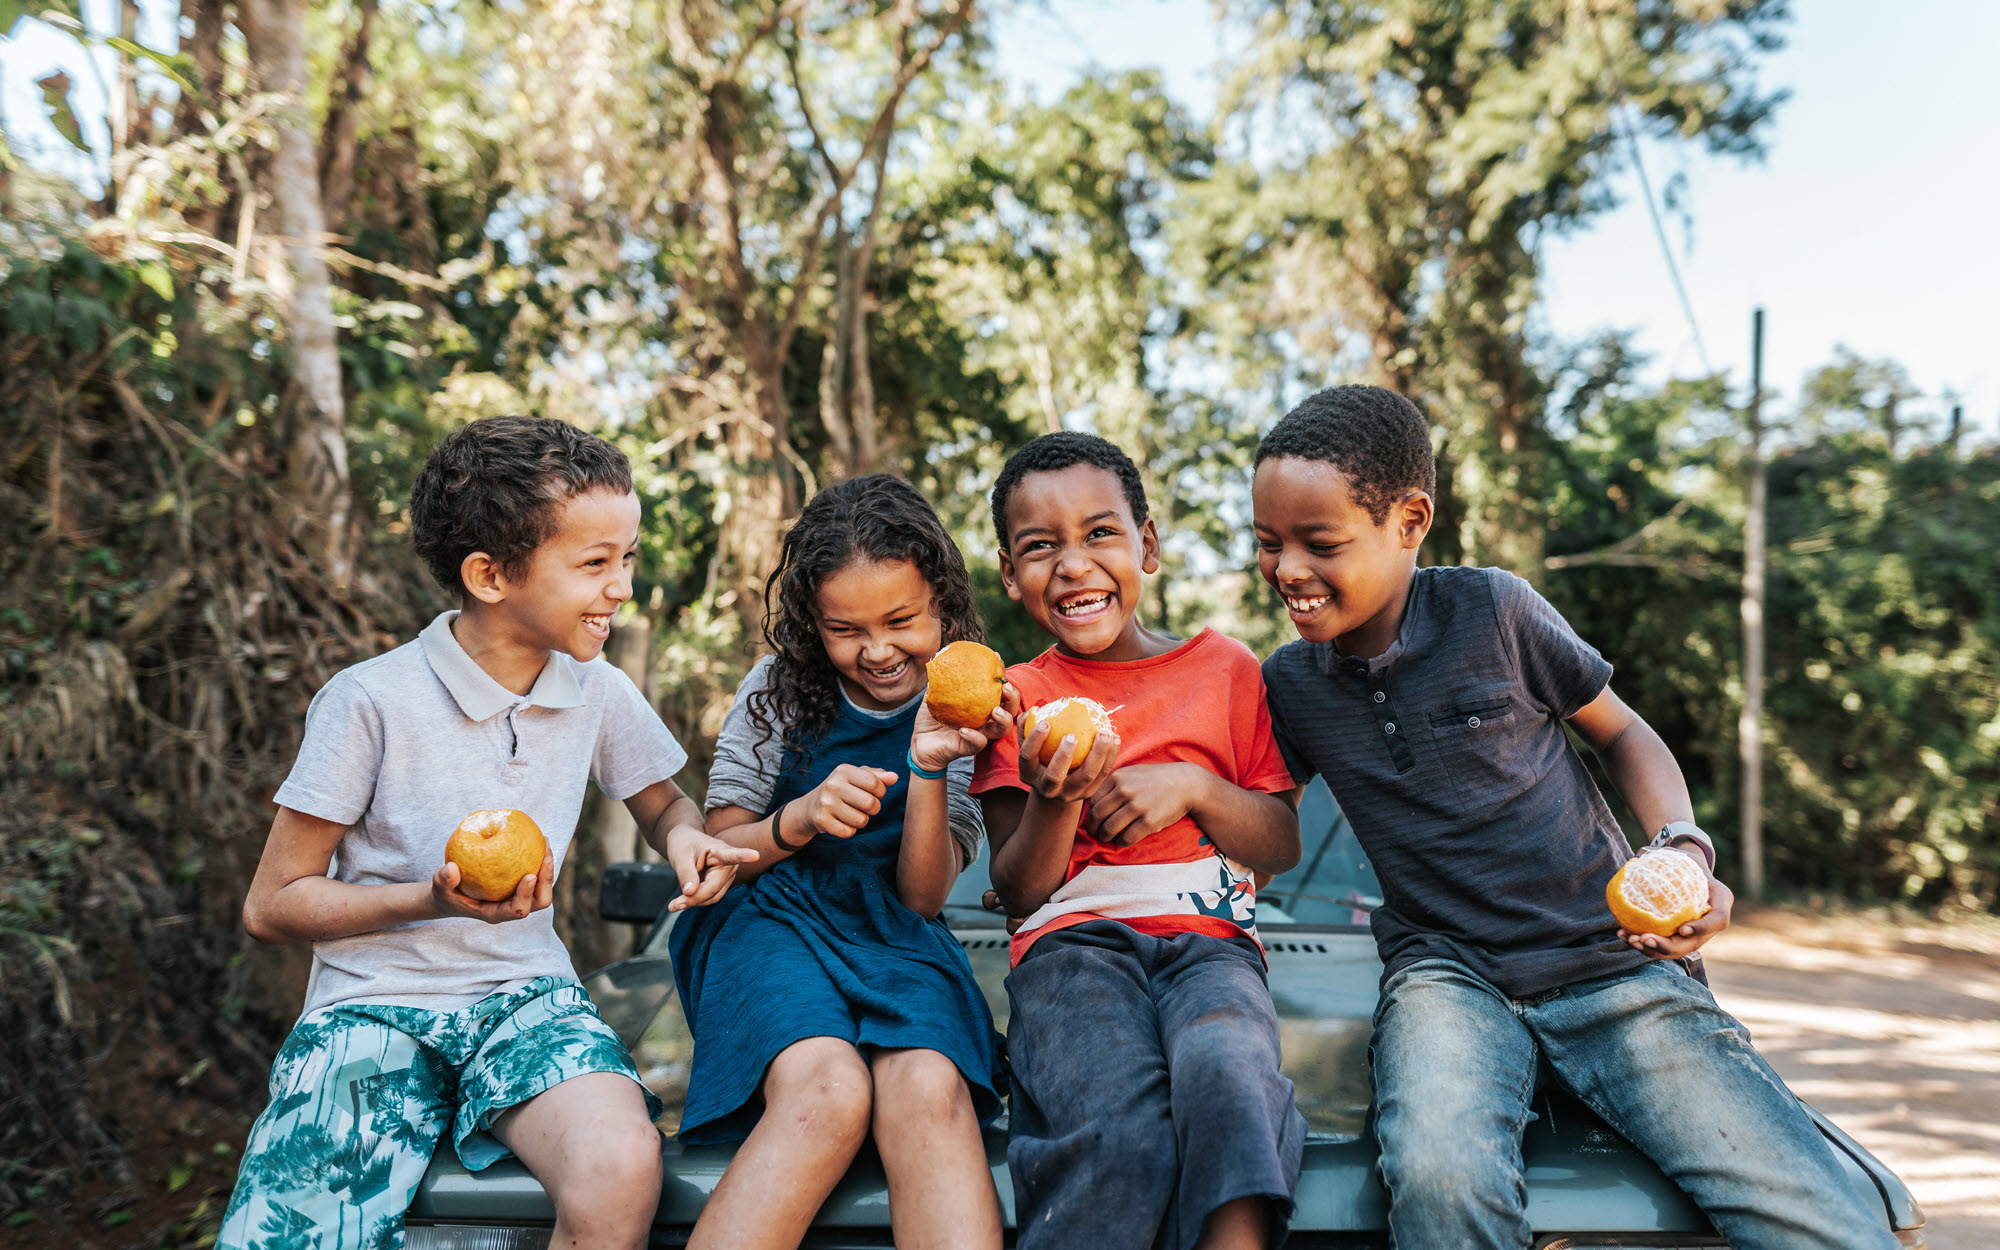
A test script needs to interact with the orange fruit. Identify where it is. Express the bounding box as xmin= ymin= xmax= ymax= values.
xmin=925 ymin=641 xmax=1006 ymax=729
xmin=445 ymin=809 xmax=548 ymax=901
xmin=1606 ymin=851 xmax=1712 ymax=936
xmin=1020 ymin=696 xmax=1116 ymax=765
